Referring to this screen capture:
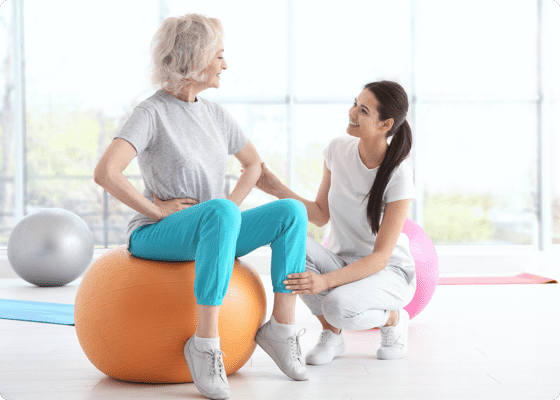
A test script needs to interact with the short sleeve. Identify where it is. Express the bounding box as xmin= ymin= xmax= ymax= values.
xmin=383 ymin=161 xmax=416 ymax=204
xmin=221 ymin=106 xmax=249 ymax=155
xmin=322 ymin=139 xmax=334 ymax=170
xmin=114 ymin=107 xmax=154 ymax=155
